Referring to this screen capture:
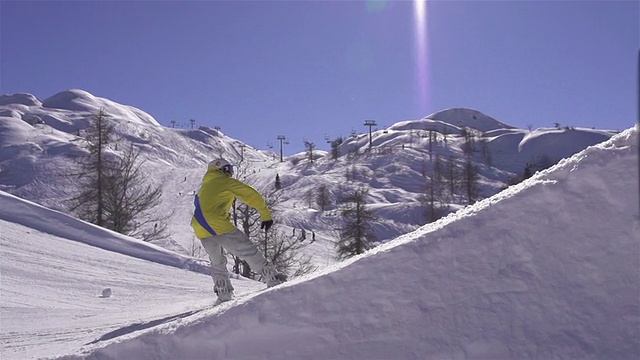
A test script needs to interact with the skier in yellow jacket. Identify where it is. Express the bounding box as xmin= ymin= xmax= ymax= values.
xmin=192 ymin=158 xmax=286 ymax=303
